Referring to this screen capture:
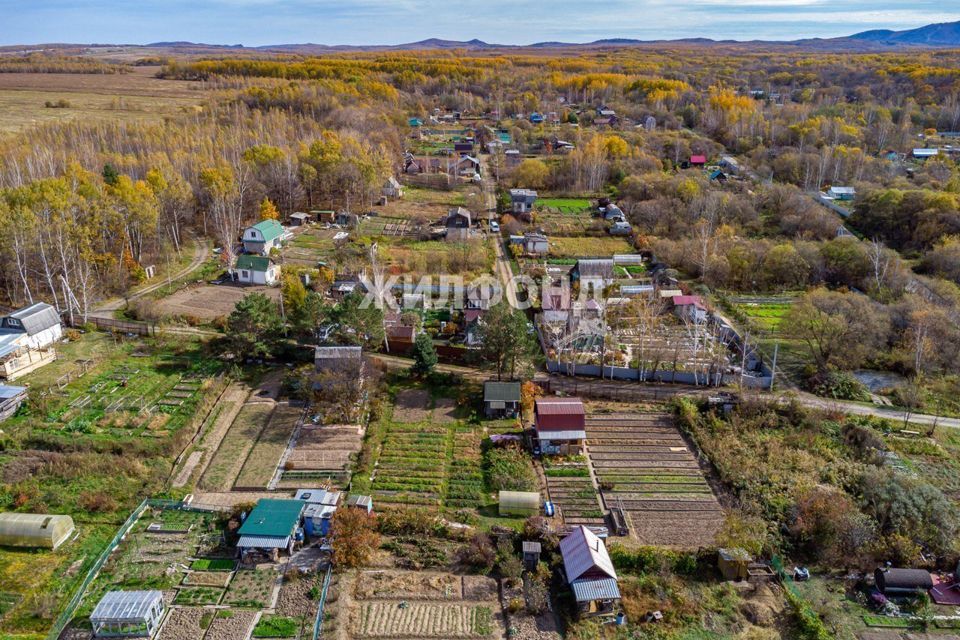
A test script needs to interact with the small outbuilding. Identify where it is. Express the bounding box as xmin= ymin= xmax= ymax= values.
xmin=315 ymin=346 xmax=363 ymax=373
xmin=523 ymin=540 xmax=542 ymax=570
xmin=483 ymin=381 xmax=521 ymax=419
xmin=346 ymin=494 xmax=374 ymax=514
xmin=499 ymin=491 xmax=540 ymax=517
xmin=234 ymin=255 xmax=279 ymax=286
xmin=0 ymin=512 xmax=75 ymax=550
xmin=0 ymin=385 xmax=28 ymax=422
xmin=560 ymin=525 xmax=620 ymax=618
xmin=90 ymin=590 xmax=164 ymax=638
xmin=288 ymin=212 xmax=312 ymax=226
xmin=874 ymin=567 xmax=933 ymax=596
xmin=718 ymin=548 xmax=752 ymax=581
